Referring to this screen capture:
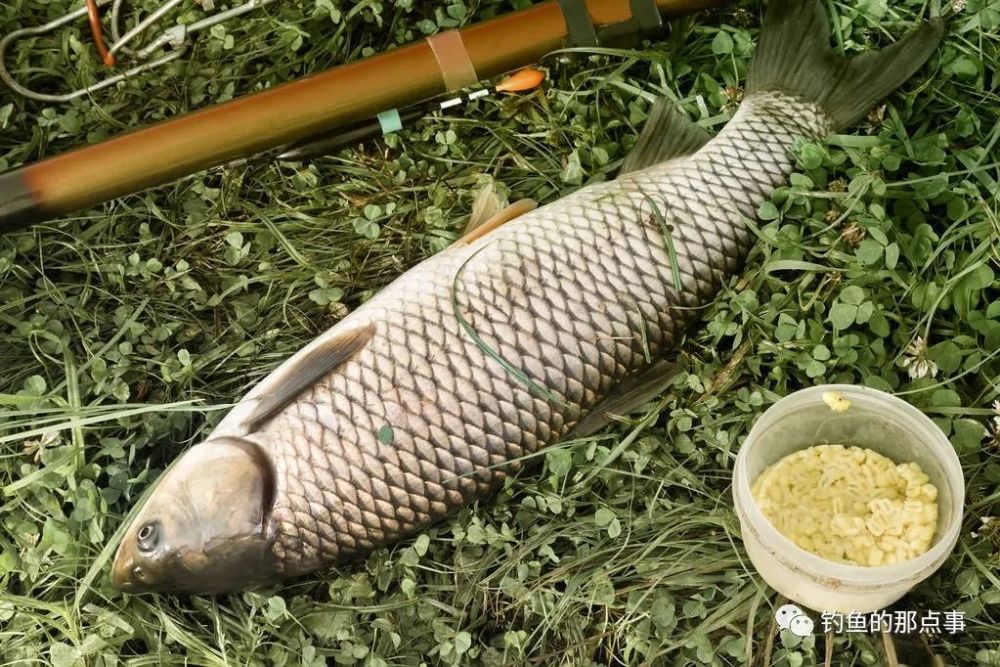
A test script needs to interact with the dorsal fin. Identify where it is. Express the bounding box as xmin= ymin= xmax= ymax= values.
xmin=620 ymin=100 xmax=711 ymax=174
xmin=460 ymin=199 xmax=538 ymax=244
xmin=243 ymin=323 xmax=374 ymax=432
xmin=566 ymin=358 xmax=683 ymax=438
